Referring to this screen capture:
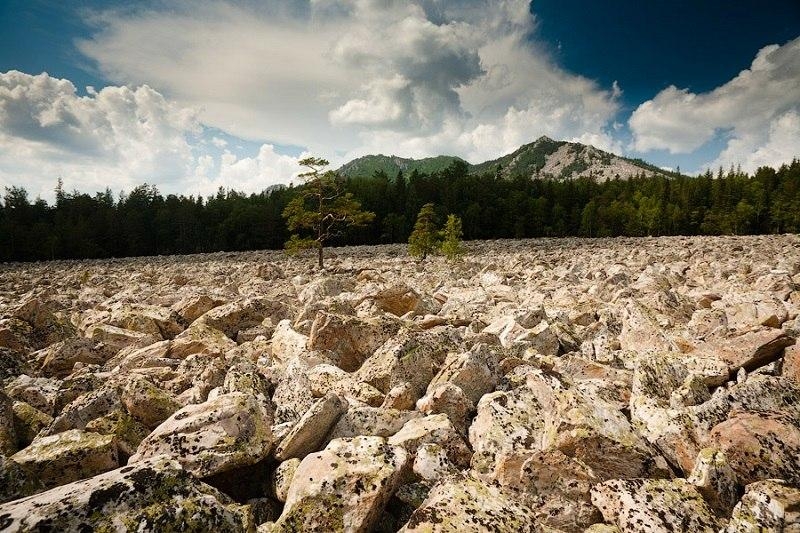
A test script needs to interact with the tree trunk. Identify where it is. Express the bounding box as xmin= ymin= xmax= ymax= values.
xmin=318 ymin=245 xmax=324 ymax=269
